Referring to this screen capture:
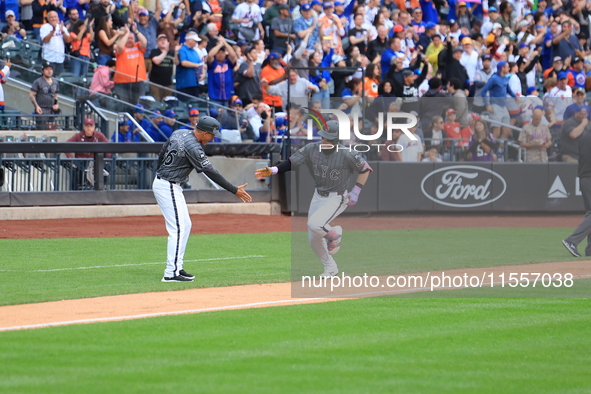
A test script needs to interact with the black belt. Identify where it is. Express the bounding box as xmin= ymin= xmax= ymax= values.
xmin=157 ymin=176 xmax=182 ymax=186
xmin=317 ymin=190 xmax=345 ymax=197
